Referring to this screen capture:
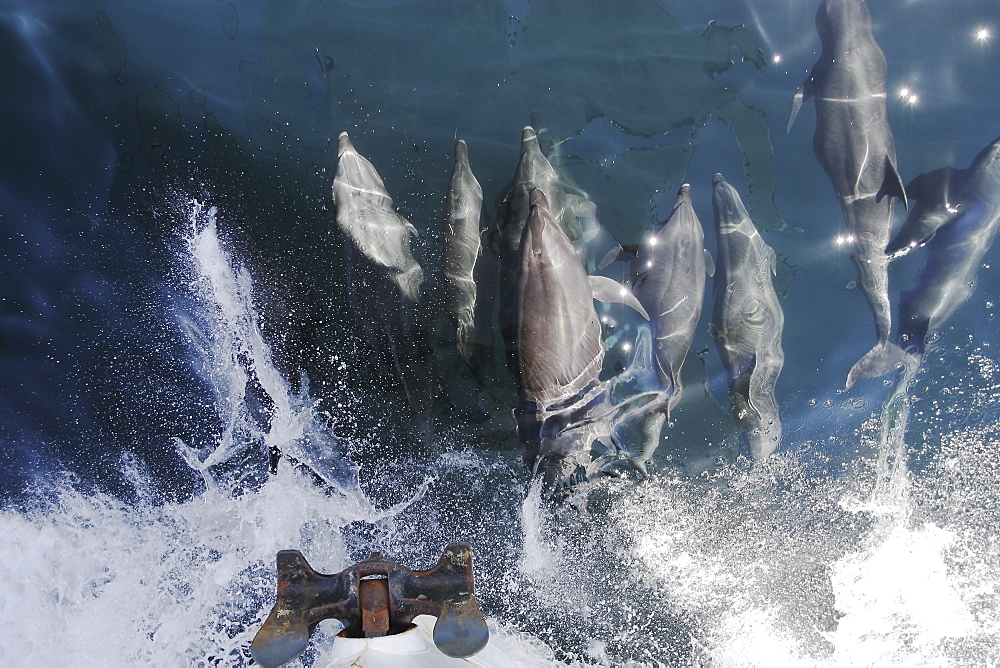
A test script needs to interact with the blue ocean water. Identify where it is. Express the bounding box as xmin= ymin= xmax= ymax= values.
xmin=1 ymin=0 xmax=998 ymax=664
